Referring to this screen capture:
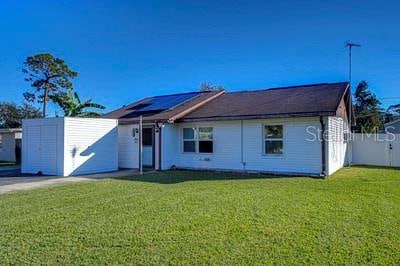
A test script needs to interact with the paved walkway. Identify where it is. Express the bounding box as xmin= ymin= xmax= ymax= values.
xmin=0 ymin=169 xmax=140 ymax=194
